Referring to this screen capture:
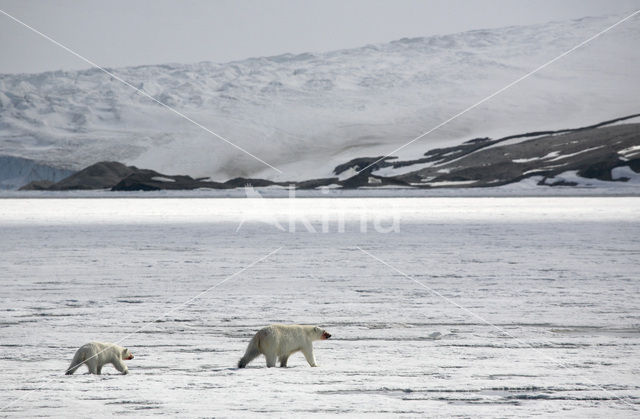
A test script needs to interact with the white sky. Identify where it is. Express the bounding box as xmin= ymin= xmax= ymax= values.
xmin=1 ymin=0 xmax=639 ymax=74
